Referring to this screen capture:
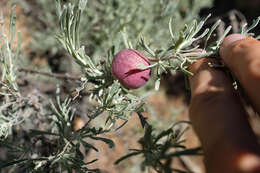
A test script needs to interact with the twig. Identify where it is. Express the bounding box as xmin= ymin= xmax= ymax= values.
xmin=0 ymin=81 xmax=19 ymax=96
xmin=18 ymin=68 xmax=82 ymax=81
xmin=56 ymin=141 xmax=71 ymax=158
